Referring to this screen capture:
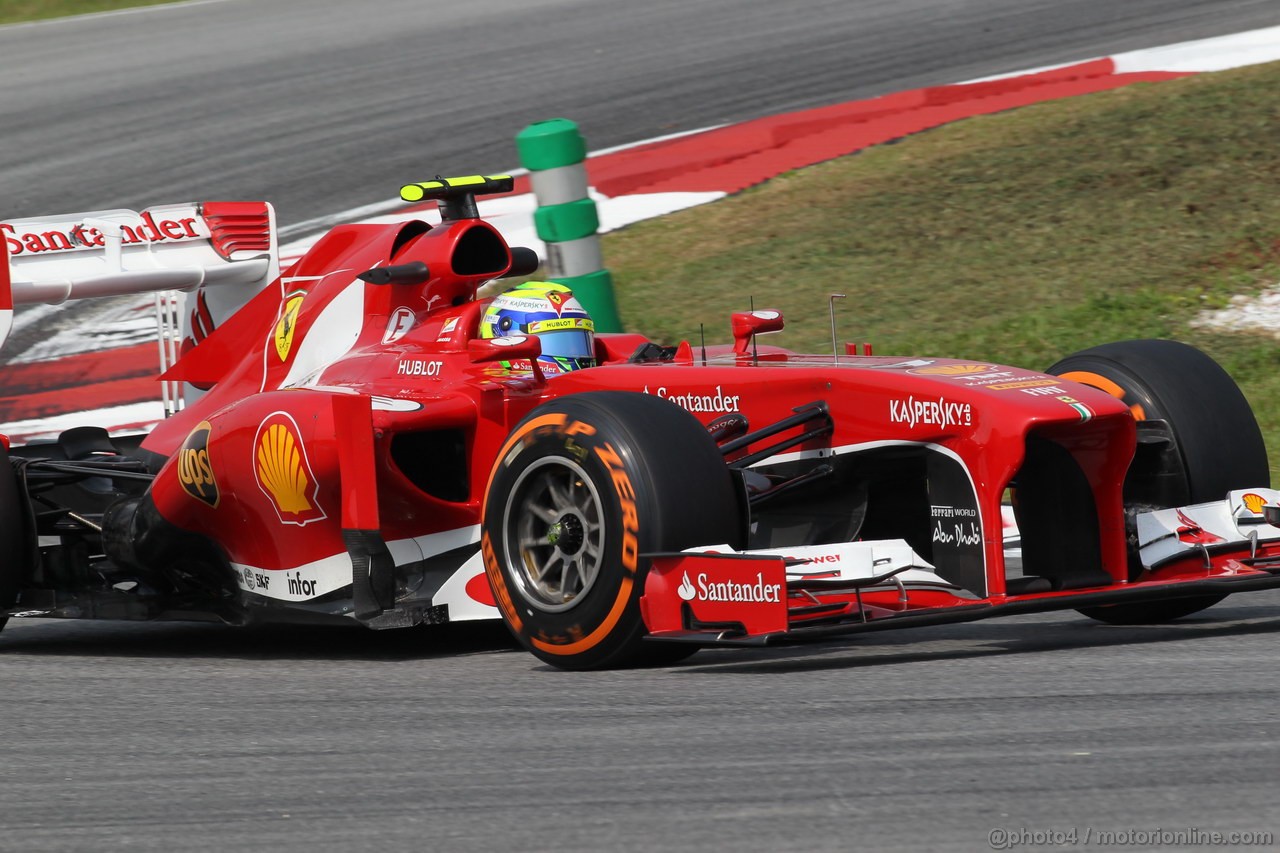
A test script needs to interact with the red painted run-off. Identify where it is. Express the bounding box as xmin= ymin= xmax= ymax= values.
xmin=0 ymin=59 xmax=1191 ymax=431
xmin=0 ymin=342 xmax=158 ymax=422
xmin=587 ymin=60 xmax=1186 ymax=196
